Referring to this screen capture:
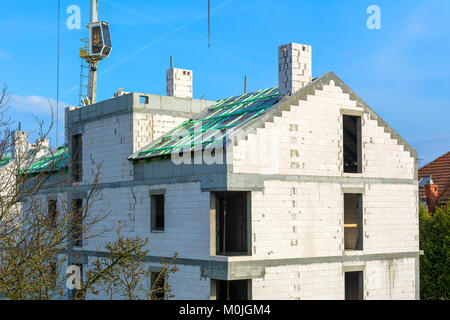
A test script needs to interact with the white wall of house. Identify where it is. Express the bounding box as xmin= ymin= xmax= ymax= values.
xmin=83 ymin=182 xmax=211 ymax=261
xmin=82 ymin=112 xmax=189 ymax=185
xmin=250 ymin=181 xmax=418 ymax=259
xmin=252 ymin=257 xmax=416 ymax=300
